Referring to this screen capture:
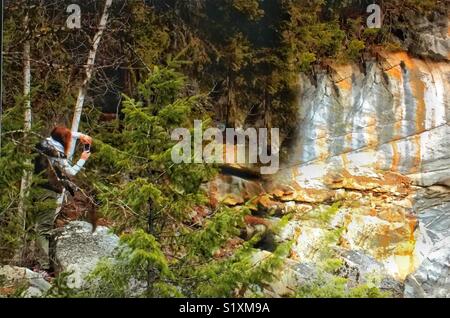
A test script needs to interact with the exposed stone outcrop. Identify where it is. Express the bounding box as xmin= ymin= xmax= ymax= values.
xmin=53 ymin=221 xmax=119 ymax=289
xmin=404 ymin=236 xmax=450 ymax=298
xmin=402 ymin=12 xmax=450 ymax=61
xmin=404 ymin=185 xmax=450 ymax=297
xmin=0 ymin=265 xmax=51 ymax=297
xmin=282 ymin=51 xmax=449 ymax=189
xmin=212 ymin=46 xmax=450 ymax=297
xmin=272 ymin=50 xmax=450 ymax=288
xmin=412 ymin=186 xmax=450 ymax=266
xmin=211 ymin=169 xmax=418 ymax=278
